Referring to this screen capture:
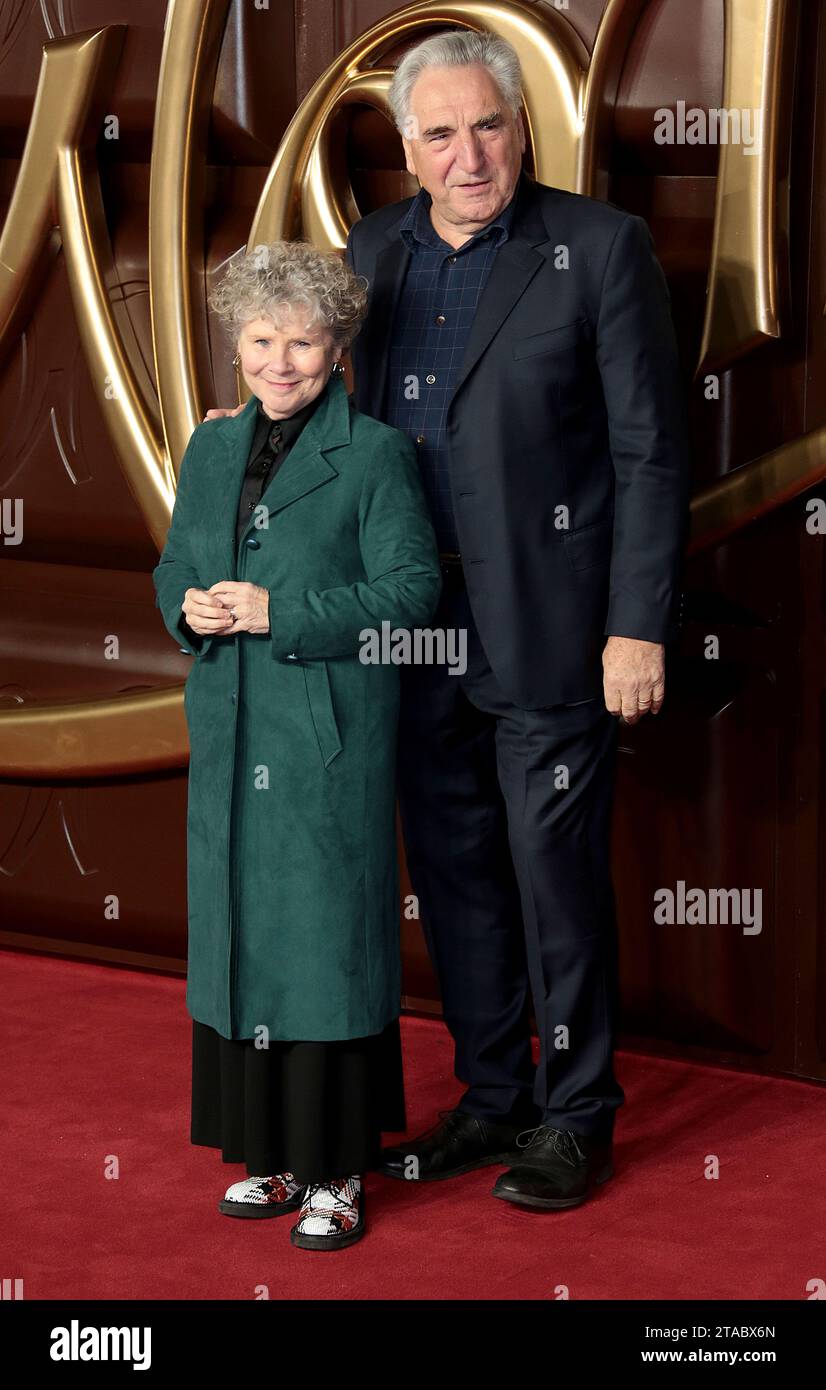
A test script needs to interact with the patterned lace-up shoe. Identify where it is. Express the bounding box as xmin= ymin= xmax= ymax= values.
xmin=218 ymin=1172 xmax=305 ymax=1218
xmin=289 ymin=1176 xmax=364 ymax=1250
